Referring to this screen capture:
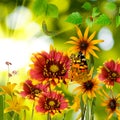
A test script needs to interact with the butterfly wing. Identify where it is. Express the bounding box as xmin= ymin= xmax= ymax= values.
xmin=69 ymin=52 xmax=88 ymax=82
